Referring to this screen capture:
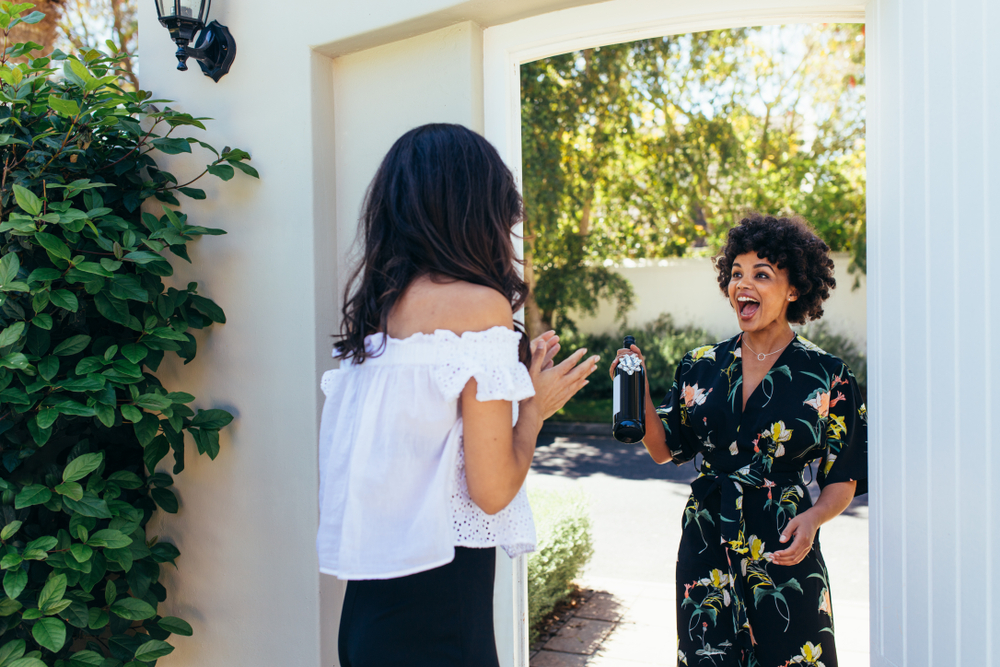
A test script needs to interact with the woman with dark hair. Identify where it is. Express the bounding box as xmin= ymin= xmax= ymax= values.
xmin=318 ymin=123 xmax=599 ymax=667
xmin=610 ymin=213 xmax=867 ymax=667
